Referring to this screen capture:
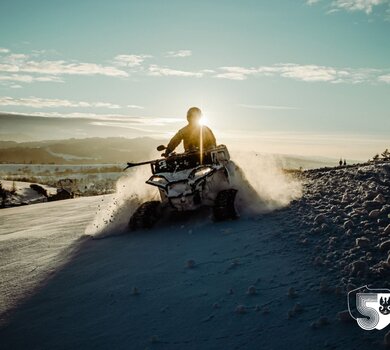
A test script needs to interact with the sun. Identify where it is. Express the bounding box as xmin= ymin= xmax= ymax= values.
xmin=199 ymin=115 xmax=208 ymax=126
